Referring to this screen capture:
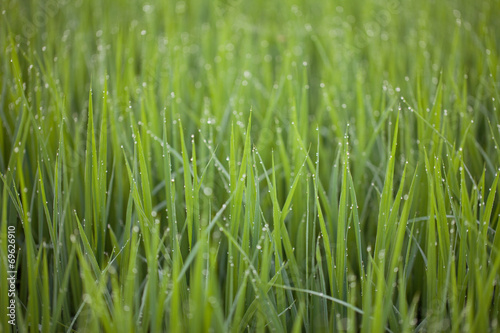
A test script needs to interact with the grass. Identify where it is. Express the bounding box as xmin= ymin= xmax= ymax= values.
xmin=1 ymin=0 xmax=500 ymax=331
